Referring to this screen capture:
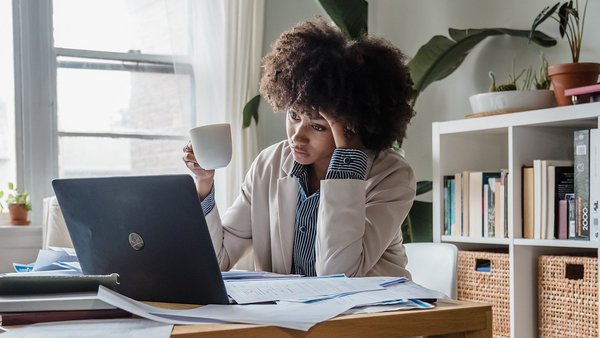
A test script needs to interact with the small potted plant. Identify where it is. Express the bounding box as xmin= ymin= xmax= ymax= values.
xmin=0 ymin=182 xmax=32 ymax=225
xmin=530 ymin=0 xmax=600 ymax=106
xmin=468 ymin=56 xmax=556 ymax=117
